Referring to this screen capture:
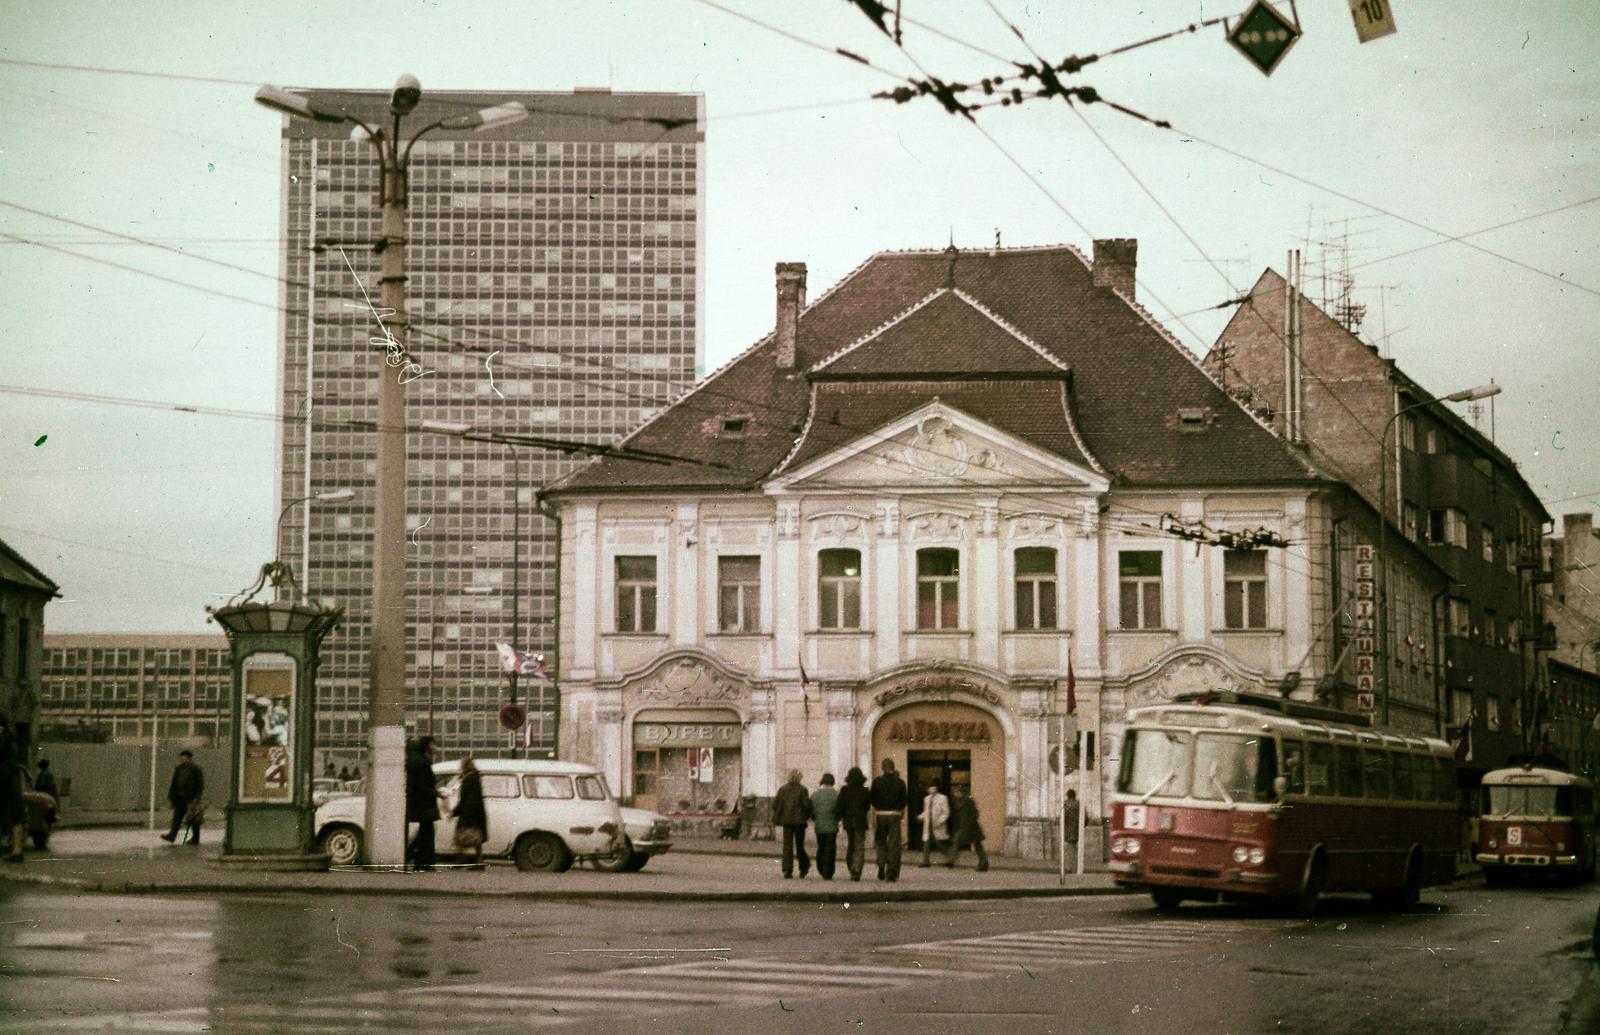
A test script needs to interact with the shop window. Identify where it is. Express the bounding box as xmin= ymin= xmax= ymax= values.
xmin=633 ymin=749 xmax=659 ymax=798
xmin=818 ymin=549 xmax=862 ymax=630
xmin=717 ymin=555 xmax=761 ymax=633
xmin=1223 ymin=550 xmax=1267 ymax=629
xmin=615 ymin=556 xmax=657 ymax=633
xmin=1118 ymin=551 xmax=1163 ymax=630
xmin=916 ymin=549 xmax=960 ymax=630
xmin=1013 ymin=547 xmax=1058 ymax=630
